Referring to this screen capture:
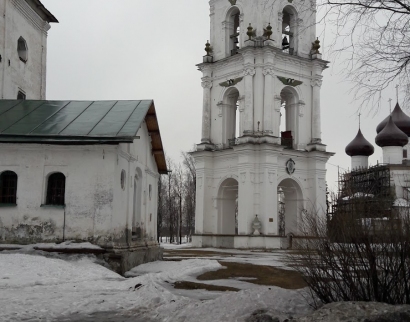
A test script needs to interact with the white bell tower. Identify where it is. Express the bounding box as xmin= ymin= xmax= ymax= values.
xmin=192 ymin=0 xmax=334 ymax=249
